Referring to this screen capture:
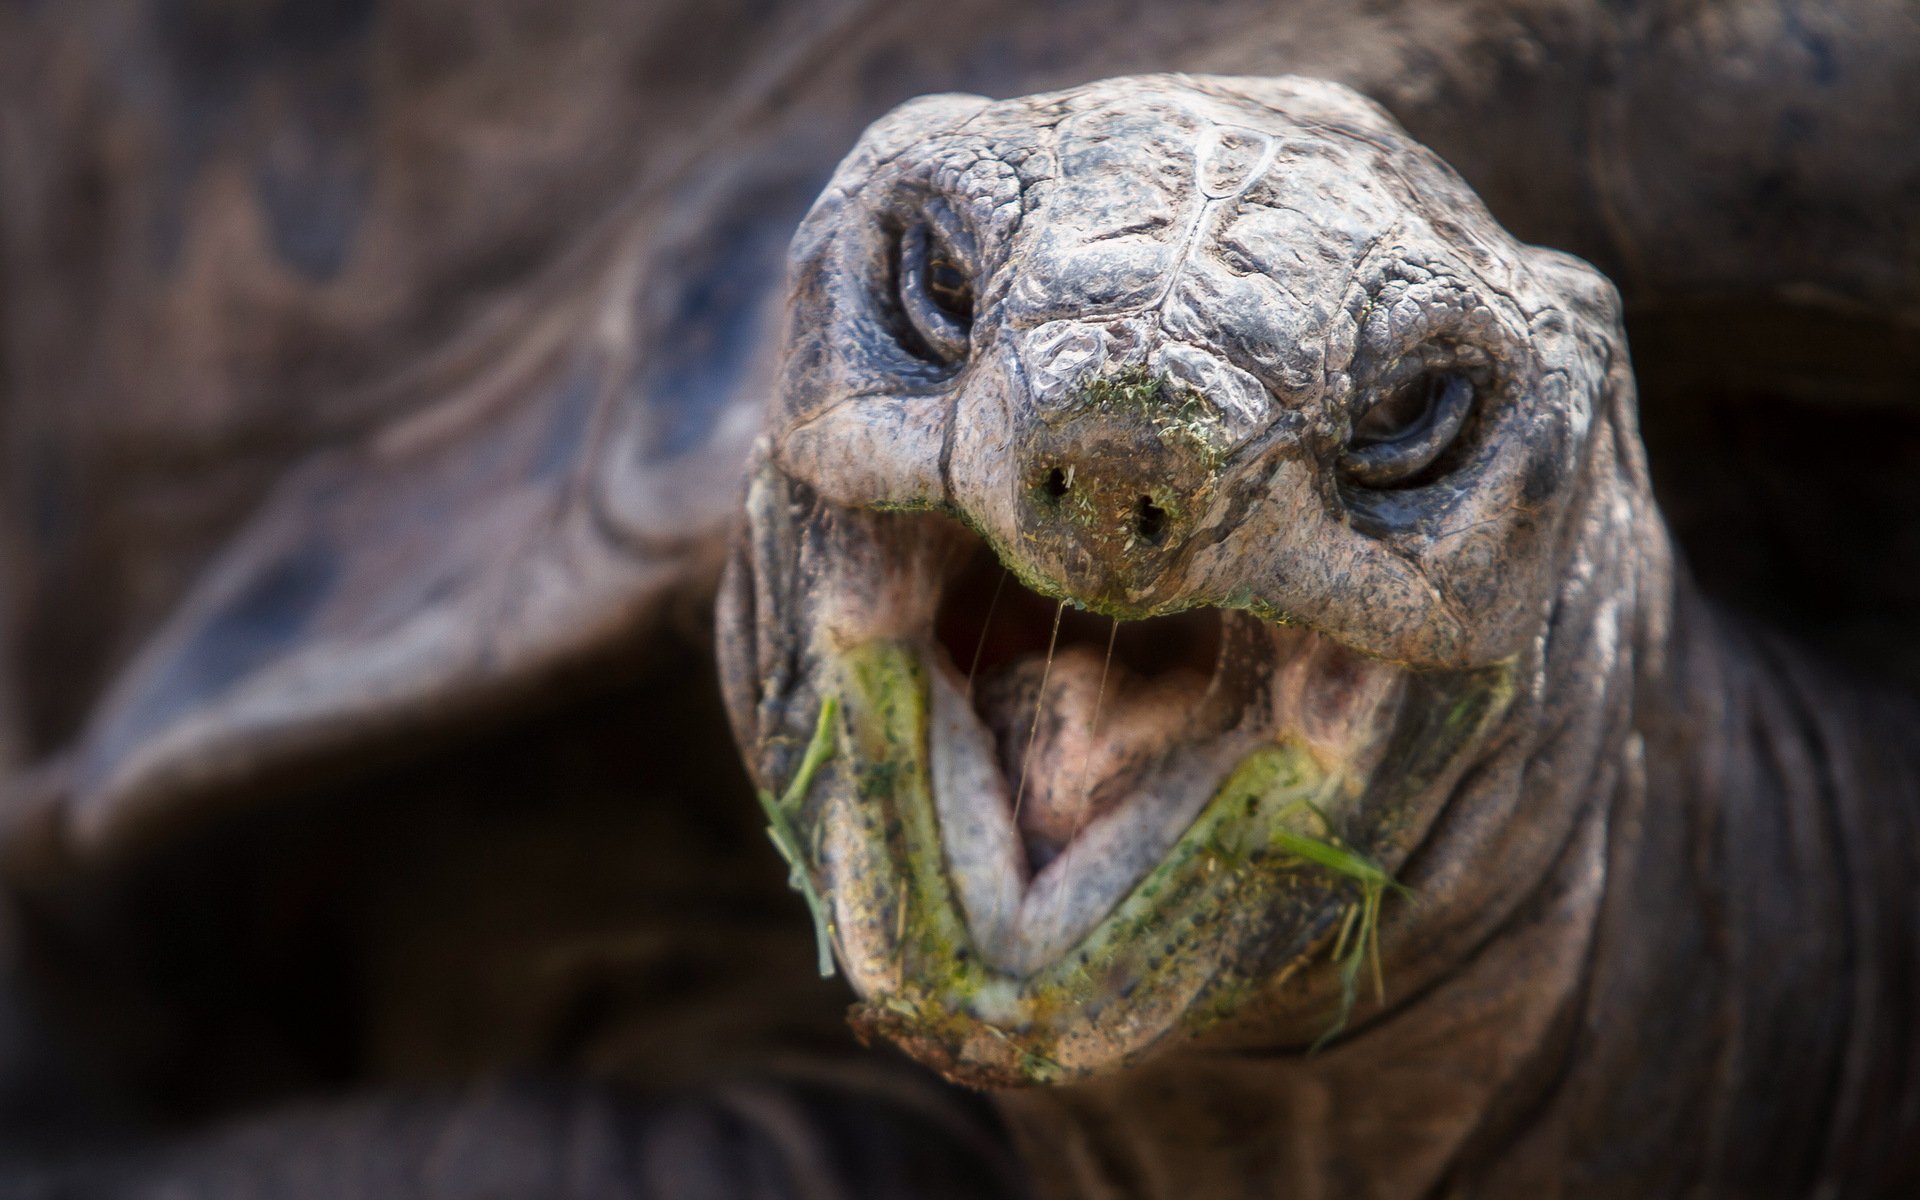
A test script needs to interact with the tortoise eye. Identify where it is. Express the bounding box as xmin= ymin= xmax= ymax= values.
xmin=926 ymin=255 xmax=973 ymax=323
xmin=897 ymin=222 xmax=973 ymax=365
xmin=1340 ymin=370 xmax=1474 ymax=489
